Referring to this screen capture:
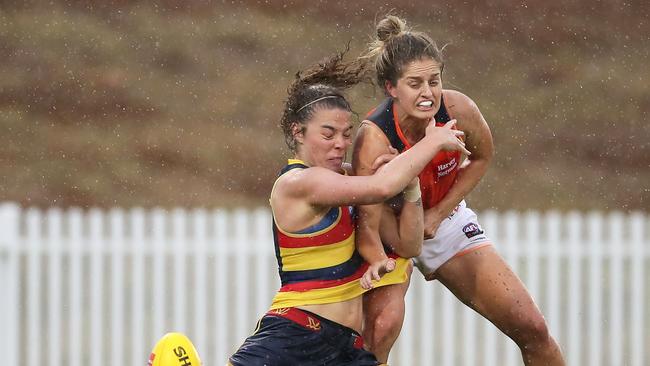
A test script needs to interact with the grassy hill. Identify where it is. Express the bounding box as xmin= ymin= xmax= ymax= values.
xmin=1 ymin=1 xmax=648 ymax=210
